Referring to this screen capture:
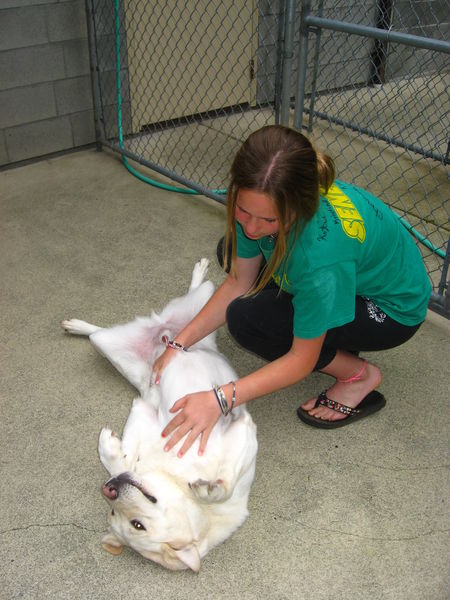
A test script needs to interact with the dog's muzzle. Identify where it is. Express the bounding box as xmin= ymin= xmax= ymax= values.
xmin=101 ymin=472 xmax=157 ymax=503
